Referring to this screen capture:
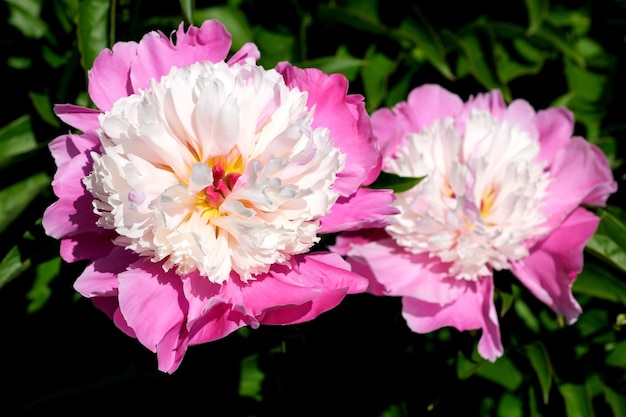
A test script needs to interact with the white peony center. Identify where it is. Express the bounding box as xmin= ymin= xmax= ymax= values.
xmin=84 ymin=60 xmax=345 ymax=284
xmin=384 ymin=110 xmax=550 ymax=280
